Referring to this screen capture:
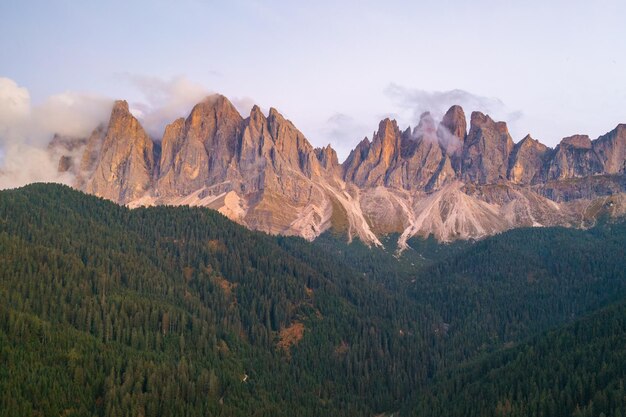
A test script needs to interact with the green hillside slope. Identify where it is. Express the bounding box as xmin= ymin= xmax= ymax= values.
xmin=1 ymin=183 xmax=625 ymax=416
